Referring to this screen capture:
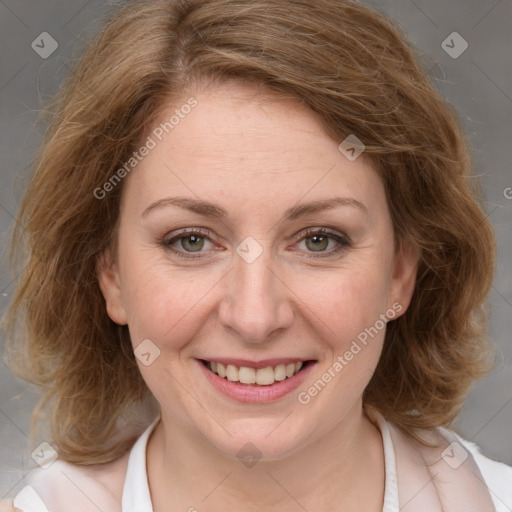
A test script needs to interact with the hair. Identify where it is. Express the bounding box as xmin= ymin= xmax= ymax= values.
xmin=2 ymin=0 xmax=495 ymax=464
